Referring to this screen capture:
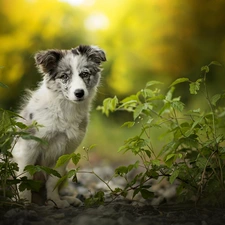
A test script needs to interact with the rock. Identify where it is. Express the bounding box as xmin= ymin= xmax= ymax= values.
xmin=27 ymin=210 xmax=39 ymax=221
xmin=4 ymin=208 xmax=22 ymax=218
